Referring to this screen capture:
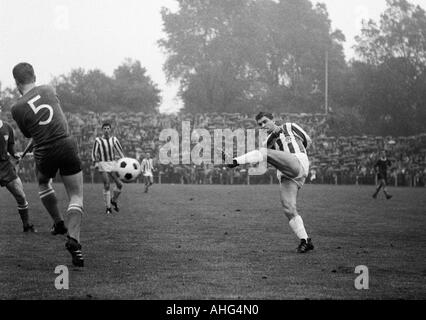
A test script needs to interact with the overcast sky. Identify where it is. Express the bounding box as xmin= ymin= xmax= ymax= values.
xmin=1 ymin=0 xmax=425 ymax=113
